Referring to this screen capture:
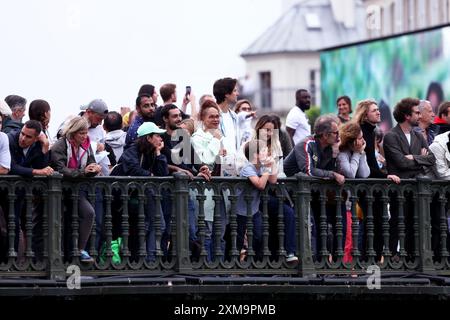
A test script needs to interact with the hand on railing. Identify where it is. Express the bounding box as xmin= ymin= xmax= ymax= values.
xmin=32 ymin=166 xmax=54 ymax=176
xmin=332 ymin=172 xmax=345 ymax=185
xmin=178 ymin=168 xmax=195 ymax=180
xmin=85 ymin=163 xmax=101 ymax=174
xmin=387 ymin=174 xmax=401 ymax=184
xmin=197 ymin=165 xmax=211 ymax=181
